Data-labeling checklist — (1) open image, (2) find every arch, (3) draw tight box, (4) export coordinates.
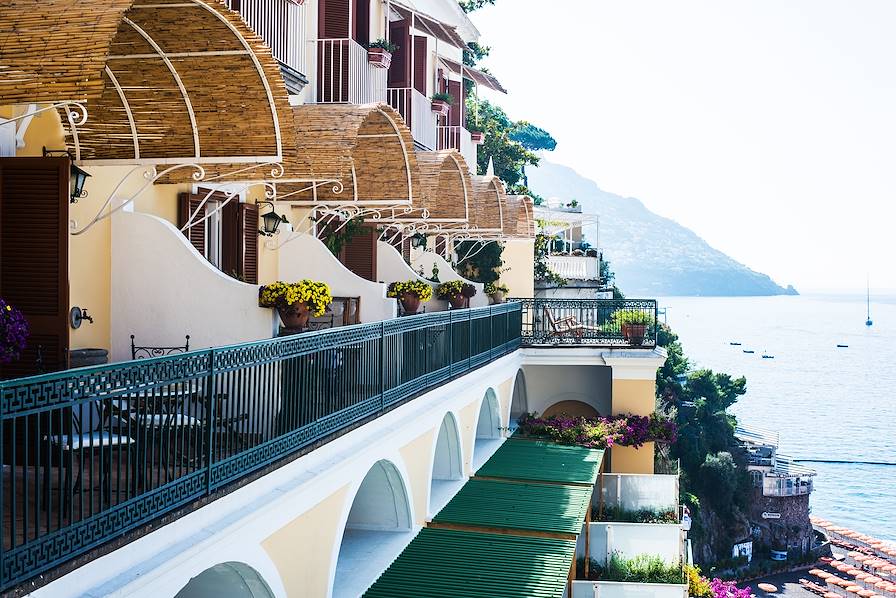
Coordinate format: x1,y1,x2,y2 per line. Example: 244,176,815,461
472,388,502,470
277,104,420,207
469,175,506,233
429,411,464,514
509,369,529,427
542,400,600,419
332,459,414,598
392,149,472,223
0,0,289,165
175,562,275,598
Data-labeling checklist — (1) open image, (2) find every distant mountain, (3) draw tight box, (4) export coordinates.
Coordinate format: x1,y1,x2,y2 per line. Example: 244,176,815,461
527,161,797,297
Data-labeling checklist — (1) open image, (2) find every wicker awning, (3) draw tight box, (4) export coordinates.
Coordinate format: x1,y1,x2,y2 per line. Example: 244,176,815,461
503,195,535,239
0,0,289,167
390,2,467,49
467,175,506,233
376,149,472,225
439,57,507,94
273,103,420,206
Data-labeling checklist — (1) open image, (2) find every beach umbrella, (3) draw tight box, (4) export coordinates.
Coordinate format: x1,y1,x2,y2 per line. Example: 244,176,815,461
867,577,883,585
757,583,778,593
816,572,834,580
848,570,863,577
824,594,841,598
847,586,863,594
859,590,876,597
840,564,856,572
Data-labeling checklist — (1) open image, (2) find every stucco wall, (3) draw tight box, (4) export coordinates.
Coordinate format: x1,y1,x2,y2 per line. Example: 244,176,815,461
411,250,487,308
110,210,275,361
377,242,449,312
500,239,535,298
611,379,656,416
280,234,395,323
521,364,612,416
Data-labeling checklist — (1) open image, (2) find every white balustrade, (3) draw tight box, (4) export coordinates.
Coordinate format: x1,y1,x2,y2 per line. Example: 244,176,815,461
309,38,387,104
545,255,600,280
387,87,437,149
437,125,477,173
225,0,307,75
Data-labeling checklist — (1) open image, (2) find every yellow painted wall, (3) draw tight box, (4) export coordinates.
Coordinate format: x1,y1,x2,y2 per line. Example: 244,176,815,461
610,444,655,474
398,430,436,526
500,239,534,298
262,485,350,598
611,379,655,416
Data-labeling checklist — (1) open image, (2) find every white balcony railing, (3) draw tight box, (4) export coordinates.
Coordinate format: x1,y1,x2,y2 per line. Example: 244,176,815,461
599,473,680,513
387,87,437,149
309,38,387,104
437,125,477,174
545,255,600,280
225,0,307,75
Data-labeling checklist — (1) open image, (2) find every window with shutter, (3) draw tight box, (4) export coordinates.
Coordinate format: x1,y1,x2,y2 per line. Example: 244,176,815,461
413,36,428,95
340,224,378,281
388,21,411,88
448,79,463,127
178,192,208,257
319,0,350,38
0,157,70,376
239,203,259,284
355,0,370,46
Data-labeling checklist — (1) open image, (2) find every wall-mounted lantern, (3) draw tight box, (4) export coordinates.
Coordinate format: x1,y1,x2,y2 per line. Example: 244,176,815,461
43,147,90,202
257,200,289,236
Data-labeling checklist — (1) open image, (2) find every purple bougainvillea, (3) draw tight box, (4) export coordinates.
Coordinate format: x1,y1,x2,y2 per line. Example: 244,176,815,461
710,578,752,598
0,298,29,364
516,412,677,449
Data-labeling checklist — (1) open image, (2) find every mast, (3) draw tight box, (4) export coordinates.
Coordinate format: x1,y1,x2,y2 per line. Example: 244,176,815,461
866,276,873,326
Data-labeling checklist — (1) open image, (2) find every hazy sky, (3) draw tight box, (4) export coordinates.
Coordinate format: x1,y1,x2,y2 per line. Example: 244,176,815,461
469,1,896,292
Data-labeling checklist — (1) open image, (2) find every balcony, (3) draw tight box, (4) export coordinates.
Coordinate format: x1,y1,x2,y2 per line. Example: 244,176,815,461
0,303,520,592
387,87,437,149
437,125,477,174
545,255,600,281
224,0,308,84
309,38,387,104
519,298,658,347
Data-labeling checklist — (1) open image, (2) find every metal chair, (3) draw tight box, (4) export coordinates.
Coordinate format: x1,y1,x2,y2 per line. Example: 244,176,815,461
130,334,190,360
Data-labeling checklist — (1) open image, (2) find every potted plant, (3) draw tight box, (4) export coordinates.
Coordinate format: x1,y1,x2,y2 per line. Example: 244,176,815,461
484,282,509,304
387,280,433,315
468,123,485,144
259,280,333,329
366,38,397,69
611,309,655,346
430,92,453,117
0,298,29,365
437,280,476,309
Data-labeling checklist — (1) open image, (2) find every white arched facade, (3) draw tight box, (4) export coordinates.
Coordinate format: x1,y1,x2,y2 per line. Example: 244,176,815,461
472,388,503,471
175,562,275,598
429,411,465,515
509,369,529,428
330,458,415,598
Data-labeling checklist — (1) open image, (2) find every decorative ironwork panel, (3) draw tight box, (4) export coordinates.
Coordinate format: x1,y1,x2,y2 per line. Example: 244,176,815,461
515,298,657,348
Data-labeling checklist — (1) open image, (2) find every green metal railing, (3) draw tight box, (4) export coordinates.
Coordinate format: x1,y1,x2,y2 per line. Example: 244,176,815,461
517,298,658,347
0,302,521,591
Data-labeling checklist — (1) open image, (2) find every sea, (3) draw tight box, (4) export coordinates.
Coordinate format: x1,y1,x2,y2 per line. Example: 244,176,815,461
658,294,896,544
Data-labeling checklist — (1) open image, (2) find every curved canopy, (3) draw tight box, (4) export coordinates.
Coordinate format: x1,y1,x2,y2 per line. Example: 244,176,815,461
274,103,420,206
0,0,289,166
504,195,535,239
376,149,472,225
468,175,506,234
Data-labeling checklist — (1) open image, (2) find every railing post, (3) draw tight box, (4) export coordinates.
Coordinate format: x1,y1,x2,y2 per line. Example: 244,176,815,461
468,308,473,368
205,347,216,497
379,320,386,412
448,309,454,374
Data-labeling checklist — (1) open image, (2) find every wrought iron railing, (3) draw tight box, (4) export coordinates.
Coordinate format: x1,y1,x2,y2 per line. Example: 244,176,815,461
517,298,658,347
0,303,520,591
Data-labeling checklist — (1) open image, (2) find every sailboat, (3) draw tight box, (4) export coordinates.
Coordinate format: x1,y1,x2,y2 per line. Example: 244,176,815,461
866,278,873,327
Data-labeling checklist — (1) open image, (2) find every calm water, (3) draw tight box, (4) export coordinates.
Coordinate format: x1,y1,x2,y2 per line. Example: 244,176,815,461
658,294,896,543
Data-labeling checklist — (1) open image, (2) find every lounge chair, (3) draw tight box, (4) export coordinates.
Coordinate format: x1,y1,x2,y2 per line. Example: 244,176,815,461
543,307,601,340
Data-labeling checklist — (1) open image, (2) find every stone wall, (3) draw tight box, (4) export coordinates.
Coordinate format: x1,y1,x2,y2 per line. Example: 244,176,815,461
748,488,813,556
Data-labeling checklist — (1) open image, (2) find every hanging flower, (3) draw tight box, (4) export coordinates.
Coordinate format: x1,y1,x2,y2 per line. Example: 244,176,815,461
0,298,29,364
258,280,333,317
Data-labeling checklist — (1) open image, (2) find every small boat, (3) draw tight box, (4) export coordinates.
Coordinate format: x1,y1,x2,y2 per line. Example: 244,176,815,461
729,342,742,346
762,354,775,359
836,344,848,348
866,277,873,326
743,350,755,354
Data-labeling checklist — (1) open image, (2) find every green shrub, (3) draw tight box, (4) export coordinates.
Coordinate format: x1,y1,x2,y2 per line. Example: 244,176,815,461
604,553,683,584
597,505,679,524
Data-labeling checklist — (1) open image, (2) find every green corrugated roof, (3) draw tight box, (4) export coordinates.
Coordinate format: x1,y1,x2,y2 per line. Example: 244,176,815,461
362,528,576,598
432,479,592,536
476,439,604,485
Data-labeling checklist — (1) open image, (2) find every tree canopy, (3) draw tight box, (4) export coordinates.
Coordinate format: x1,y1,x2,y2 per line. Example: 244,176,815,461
458,0,495,12
510,122,557,152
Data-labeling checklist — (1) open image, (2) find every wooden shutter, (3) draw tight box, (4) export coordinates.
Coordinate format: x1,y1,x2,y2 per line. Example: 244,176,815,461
220,198,240,278
388,21,411,88
341,224,377,281
448,79,463,127
354,0,370,46
413,35,427,94
319,0,350,38
239,203,259,284
178,192,207,256
0,157,70,376
435,236,446,257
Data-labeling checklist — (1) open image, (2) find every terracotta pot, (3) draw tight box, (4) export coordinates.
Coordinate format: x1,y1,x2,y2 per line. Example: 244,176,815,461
367,47,392,69
489,291,505,304
399,293,421,315
431,100,450,117
470,131,485,144
277,303,310,329
448,294,466,309
621,323,647,346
